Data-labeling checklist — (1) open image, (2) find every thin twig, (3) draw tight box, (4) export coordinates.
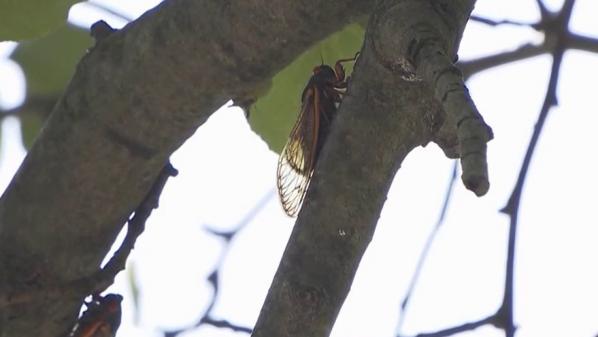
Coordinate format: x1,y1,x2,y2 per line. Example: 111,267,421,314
0,162,178,306
200,317,254,333
396,162,458,335
402,315,495,337
470,16,533,27
460,30,598,79
496,0,573,332
459,43,549,79
204,189,276,241
92,162,179,293
535,0,550,19
162,189,275,336
497,46,564,337
568,33,598,54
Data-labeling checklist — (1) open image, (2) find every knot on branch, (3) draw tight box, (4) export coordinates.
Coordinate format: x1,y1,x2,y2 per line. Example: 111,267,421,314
418,45,493,196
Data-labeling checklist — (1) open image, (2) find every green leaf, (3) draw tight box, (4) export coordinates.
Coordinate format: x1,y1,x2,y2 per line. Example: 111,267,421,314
127,262,141,324
11,24,91,148
20,110,44,149
0,0,82,41
248,23,365,154
11,24,91,96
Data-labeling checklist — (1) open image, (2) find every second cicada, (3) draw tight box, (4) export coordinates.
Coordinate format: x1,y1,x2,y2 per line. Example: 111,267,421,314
276,54,357,217
69,293,123,337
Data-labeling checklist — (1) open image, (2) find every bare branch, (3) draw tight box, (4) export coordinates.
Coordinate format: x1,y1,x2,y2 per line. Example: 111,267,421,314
93,162,178,293
499,52,564,336
470,15,534,27
498,37,565,337
400,315,495,337
162,190,274,337
560,0,577,23
396,162,458,334
568,33,598,54
459,43,549,79
535,0,550,19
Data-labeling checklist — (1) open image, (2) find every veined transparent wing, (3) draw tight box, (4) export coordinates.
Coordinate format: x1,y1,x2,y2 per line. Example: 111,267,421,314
276,85,321,217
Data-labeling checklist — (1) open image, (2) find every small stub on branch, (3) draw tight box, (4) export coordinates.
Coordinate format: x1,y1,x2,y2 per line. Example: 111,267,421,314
416,44,493,196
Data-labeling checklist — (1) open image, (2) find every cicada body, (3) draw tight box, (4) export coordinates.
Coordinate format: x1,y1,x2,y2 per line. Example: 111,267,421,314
277,54,357,217
70,293,123,337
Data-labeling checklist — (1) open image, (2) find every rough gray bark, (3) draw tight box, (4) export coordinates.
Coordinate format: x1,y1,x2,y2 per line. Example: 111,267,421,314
251,1,491,337
0,1,374,336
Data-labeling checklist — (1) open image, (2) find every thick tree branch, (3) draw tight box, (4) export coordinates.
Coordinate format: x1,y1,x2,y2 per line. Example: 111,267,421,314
0,1,374,336
0,162,177,309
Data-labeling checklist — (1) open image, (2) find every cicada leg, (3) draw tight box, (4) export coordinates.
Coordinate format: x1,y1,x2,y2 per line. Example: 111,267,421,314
333,52,360,82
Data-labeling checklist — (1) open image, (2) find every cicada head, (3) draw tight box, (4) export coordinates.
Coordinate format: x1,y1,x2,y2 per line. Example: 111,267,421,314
312,65,337,84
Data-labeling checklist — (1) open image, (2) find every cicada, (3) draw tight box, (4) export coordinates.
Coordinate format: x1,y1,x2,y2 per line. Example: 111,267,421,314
70,293,123,337
277,54,358,217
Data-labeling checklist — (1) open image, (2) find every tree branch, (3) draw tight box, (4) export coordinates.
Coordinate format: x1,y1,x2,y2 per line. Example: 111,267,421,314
163,189,274,336
469,15,533,27
0,1,374,336
497,3,572,334
251,1,480,336
396,162,458,335
459,43,549,79
402,315,495,337
568,33,598,54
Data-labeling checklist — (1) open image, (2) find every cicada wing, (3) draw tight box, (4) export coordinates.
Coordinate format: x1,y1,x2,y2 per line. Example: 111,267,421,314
277,85,321,217
277,146,310,217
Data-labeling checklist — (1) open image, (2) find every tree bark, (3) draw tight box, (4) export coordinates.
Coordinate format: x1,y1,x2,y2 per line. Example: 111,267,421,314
0,1,373,336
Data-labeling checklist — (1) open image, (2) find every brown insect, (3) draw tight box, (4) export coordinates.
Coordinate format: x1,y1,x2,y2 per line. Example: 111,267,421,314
70,293,123,337
277,54,358,217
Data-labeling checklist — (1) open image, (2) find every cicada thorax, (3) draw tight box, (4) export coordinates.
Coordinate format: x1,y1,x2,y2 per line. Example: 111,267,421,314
277,54,357,217
303,65,345,163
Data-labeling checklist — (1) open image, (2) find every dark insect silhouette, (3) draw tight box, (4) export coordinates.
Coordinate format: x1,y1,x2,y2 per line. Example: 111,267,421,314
277,54,358,217
69,293,123,337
